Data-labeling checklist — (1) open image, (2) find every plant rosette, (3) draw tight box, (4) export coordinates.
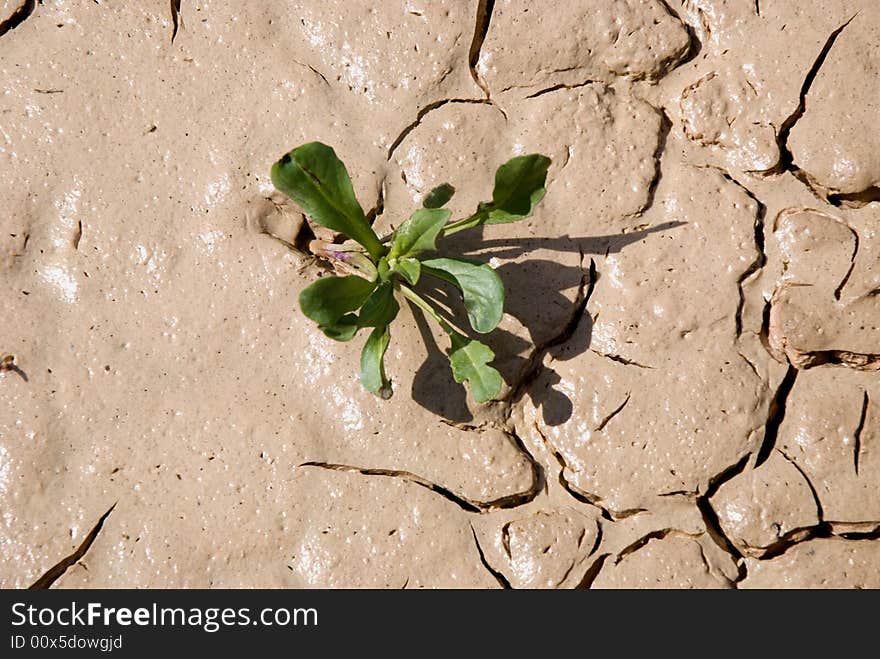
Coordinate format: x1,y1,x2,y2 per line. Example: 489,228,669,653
271,142,550,403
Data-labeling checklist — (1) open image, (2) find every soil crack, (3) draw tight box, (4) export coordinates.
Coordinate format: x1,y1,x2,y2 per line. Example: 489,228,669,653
697,453,750,580
575,554,609,588
834,228,859,301
299,461,482,512
590,350,653,369
769,15,857,175
829,186,880,208
72,220,82,250
530,421,639,522
298,459,540,513
1,354,28,381
386,98,499,160
29,503,117,589
695,165,767,338
632,106,672,219
595,393,631,432
853,391,869,476
365,176,386,226
470,525,511,588
523,79,599,99
507,255,596,404
0,0,35,38
793,350,880,372
778,448,825,519
614,529,676,563
754,365,798,467
467,0,495,97
170,0,182,43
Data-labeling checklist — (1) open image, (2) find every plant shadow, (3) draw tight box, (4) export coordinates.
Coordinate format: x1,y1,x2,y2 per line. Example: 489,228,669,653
407,222,685,425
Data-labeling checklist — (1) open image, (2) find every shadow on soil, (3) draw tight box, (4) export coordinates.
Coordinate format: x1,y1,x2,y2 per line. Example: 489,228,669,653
408,221,685,425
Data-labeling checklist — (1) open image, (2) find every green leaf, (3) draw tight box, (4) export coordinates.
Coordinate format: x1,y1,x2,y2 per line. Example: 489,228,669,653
393,257,421,285
448,333,502,403
389,208,451,259
438,154,551,237
319,314,360,342
299,275,376,327
421,258,504,334
271,142,384,259
422,183,455,209
485,154,551,224
376,256,392,284
358,282,399,328
360,325,393,398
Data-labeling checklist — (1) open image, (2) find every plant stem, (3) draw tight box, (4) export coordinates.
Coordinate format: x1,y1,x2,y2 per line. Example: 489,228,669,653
356,230,386,263
439,210,487,237
399,285,457,336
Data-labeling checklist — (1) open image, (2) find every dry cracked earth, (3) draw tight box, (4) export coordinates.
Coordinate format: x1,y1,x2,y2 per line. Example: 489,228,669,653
1,1,879,589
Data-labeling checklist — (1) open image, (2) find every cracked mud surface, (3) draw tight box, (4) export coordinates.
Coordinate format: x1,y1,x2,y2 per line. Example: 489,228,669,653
1,1,878,588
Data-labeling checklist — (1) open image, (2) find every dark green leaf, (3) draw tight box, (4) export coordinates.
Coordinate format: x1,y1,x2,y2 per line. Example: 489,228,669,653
271,142,384,259
360,325,392,398
422,183,455,209
358,282,399,328
421,258,504,333
299,275,376,327
319,314,360,342
393,257,421,285
486,153,551,224
389,208,451,259
448,333,502,403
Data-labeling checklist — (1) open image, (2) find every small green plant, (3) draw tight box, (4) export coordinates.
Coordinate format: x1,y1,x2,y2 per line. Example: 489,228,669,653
271,142,550,403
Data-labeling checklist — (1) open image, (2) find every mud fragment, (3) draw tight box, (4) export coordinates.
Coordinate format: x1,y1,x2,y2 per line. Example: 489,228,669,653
481,510,600,589
673,1,876,176
283,469,501,588
710,451,820,556
680,67,779,171
766,208,880,369
478,0,691,95
592,535,733,589
776,369,880,524
521,157,768,513
740,538,880,588
788,16,880,196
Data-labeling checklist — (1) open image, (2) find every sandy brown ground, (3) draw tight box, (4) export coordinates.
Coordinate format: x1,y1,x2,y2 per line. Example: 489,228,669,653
1,1,878,588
